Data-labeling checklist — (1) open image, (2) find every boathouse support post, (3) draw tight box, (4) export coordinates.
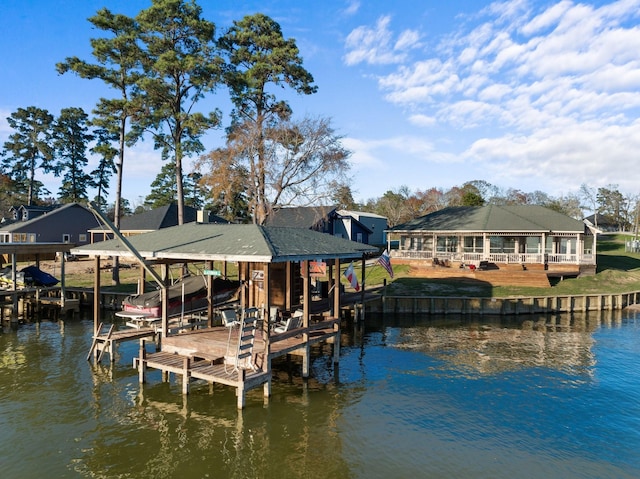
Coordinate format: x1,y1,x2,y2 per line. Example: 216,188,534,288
93,256,100,334
360,256,366,307
10,253,18,322
285,261,292,311
60,252,66,308
161,264,169,339
302,260,311,378
264,357,272,398
138,267,145,295
182,356,190,395
138,339,147,384
334,258,341,321
333,320,341,365
237,369,247,409
206,260,214,327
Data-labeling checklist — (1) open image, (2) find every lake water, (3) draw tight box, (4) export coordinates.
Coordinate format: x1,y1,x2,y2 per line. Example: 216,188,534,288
1,309,640,478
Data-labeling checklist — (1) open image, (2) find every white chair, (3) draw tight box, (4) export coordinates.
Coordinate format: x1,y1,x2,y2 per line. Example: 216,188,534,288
269,306,280,325
273,310,303,334
220,308,239,328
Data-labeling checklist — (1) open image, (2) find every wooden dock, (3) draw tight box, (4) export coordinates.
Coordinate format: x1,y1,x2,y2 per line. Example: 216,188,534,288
88,322,158,363
133,316,340,408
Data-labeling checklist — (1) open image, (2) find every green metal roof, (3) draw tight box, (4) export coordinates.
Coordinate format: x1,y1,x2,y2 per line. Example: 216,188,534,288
390,205,587,233
72,222,377,263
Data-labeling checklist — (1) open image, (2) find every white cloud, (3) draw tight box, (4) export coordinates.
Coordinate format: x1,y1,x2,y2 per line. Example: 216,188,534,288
520,0,572,35
344,0,640,195
409,114,436,127
342,0,360,16
343,15,421,66
464,118,640,194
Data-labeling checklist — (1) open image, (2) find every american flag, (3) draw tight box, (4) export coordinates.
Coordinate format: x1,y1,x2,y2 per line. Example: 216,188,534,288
377,249,394,278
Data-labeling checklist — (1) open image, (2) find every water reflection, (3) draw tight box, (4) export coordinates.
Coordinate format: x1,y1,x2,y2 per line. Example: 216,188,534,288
71,375,353,478
2,310,640,478
385,313,601,376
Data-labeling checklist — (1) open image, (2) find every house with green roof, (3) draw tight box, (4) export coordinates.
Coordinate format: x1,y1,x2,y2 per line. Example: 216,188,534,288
387,205,597,273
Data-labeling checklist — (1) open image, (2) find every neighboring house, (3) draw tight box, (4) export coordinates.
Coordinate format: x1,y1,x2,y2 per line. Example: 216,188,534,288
583,213,620,232
387,205,597,271
265,205,338,233
266,206,388,246
337,210,387,246
89,204,229,243
0,202,100,246
5,204,57,223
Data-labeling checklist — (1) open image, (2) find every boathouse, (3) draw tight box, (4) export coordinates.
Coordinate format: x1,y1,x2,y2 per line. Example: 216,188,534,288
72,222,377,408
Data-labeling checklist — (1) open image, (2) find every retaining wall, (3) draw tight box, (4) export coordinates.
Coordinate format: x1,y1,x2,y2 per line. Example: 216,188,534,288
366,291,640,315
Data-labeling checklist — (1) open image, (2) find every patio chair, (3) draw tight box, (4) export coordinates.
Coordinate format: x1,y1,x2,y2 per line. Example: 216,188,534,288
273,310,303,334
220,308,239,328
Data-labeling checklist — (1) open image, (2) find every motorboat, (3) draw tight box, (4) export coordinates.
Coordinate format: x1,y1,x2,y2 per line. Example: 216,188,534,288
0,265,59,287
121,275,240,318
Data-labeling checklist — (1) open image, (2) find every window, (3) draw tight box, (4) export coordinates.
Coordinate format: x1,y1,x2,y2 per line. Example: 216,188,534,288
463,236,483,253
559,238,574,255
79,234,87,242
62,234,71,243
12,233,28,243
525,237,541,254
436,236,458,252
489,236,516,253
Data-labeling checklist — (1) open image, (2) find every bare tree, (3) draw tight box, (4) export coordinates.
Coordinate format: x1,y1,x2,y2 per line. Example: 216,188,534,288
199,116,350,224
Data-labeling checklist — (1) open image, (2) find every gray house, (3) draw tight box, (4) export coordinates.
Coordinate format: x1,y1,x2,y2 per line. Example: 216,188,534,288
336,209,387,246
6,204,57,223
0,202,100,246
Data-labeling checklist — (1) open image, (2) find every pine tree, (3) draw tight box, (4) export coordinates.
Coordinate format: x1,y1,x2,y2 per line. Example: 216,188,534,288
53,107,94,203
217,13,318,224
134,0,224,225
1,106,55,205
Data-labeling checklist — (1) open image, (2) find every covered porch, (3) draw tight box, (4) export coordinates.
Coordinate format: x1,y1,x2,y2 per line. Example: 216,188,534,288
390,231,597,268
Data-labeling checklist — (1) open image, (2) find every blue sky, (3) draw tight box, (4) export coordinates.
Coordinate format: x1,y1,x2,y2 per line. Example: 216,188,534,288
2,0,640,207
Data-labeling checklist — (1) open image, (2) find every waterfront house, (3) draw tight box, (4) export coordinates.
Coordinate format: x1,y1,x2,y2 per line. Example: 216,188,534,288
0,203,99,263
266,205,387,247
387,205,597,278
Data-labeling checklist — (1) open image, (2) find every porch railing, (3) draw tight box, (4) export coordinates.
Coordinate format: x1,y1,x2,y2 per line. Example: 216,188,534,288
390,250,596,265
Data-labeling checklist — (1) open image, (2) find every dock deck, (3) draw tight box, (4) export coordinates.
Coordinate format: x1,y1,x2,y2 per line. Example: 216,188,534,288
135,317,340,408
